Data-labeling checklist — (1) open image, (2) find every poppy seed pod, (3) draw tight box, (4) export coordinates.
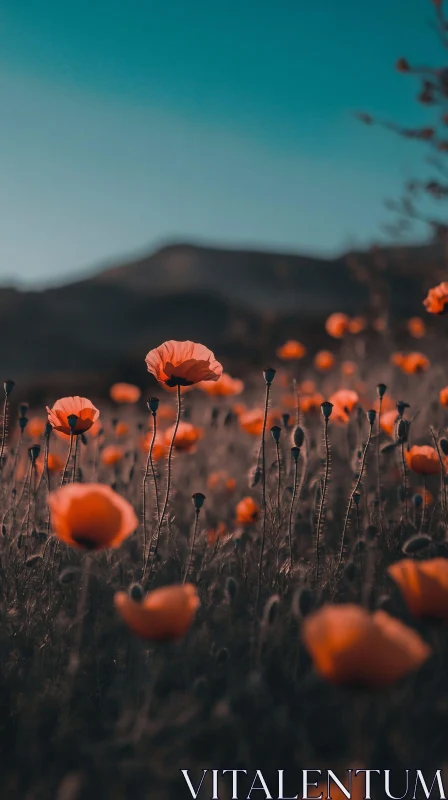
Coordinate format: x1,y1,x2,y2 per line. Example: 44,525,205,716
297,587,314,618
402,534,432,555
440,438,448,456
67,414,79,432
3,380,15,396
129,583,144,602
147,397,160,414
270,425,281,443
353,491,361,506
291,446,300,462
263,367,276,385
282,413,290,429
321,401,334,419
396,400,410,418
192,492,206,511
367,409,377,426
18,416,28,432
45,422,53,438
377,383,387,399
293,426,305,448
397,419,408,441
19,403,29,417
28,445,41,463
413,493,423,508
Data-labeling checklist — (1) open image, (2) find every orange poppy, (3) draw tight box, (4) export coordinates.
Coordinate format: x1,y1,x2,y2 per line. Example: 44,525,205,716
341,361,357,377
109,382,141,404
114,421,130,438
299,392,326,414
48,452,64,472
198,373,244,396
440,386,448,407
114,584,200,641
140,431,167,460
276,340,307,360
325,313,350,339
235,496,260,525
405,445,441,475
348,316,366,335
207,471,237,493
302,603,431,688
314,350,335,372
374,394,395,412
85,419,103,438
391,352,405,368
239,408,281,436
145,340,222,387
417,487,434,506
101,445,125,466
48,483,138,550
27,417,46,438
47,396,100,436
423,281,448,315
232,402,248,417
300,379,316,394
329,389,359,413
164,421,204,452
388,558,448,619
407,317,426,339
380,410,398,437
400,352,430,375
206,522,228,546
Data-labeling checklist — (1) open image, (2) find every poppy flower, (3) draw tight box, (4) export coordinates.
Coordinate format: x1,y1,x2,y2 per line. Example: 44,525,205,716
207,471,237,493
114,583,200,641
388,558,448,620
374,394,395,413
276,340,307,360
164,421,204,453
48,452,64,472
423,282,448,315
115,421,130,438
110,383,141,404
239,408,281,436
391,352,405,368
236,496,260,525
140,431,167,460
85,419,103,438
407,317,426,339
380,410,398,437
325,313,350,339
206,522,228,546
302,603,431,688
329,389,359,413
314,351,335,372
145,340,222,387
400,352,430,375
348,316,366,335
47,397,100,436
198,373,244,396
232,402,248,417
48,483,138,550
101,445,125,466
299,392,326,414
405,445,441,475
27,417,46,438
341,361,357,377
440,386,448,407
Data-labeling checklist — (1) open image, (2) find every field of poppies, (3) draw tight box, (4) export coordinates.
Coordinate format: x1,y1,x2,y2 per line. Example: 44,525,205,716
3,283,448,798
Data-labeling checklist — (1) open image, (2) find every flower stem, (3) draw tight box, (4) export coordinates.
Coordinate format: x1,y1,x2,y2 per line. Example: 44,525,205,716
316,417,330,583
61,434,74,487
255,380,271,615
184,509,200,583
339,423,373,565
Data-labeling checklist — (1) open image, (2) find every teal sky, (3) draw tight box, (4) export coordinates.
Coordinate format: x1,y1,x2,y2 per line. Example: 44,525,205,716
0,0,440,285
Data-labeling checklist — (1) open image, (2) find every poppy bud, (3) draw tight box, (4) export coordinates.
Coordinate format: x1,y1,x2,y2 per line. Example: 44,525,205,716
270,425,281,443
19,403,29,417
67,414,78,432
440,438,448,456
293,426,305,448
402,534,432,555
3,380,15,396
282,413,290,429
226,576,238,601
18,416,28,432
396,400,410,418
377,383,387,398
28,445,40,463
129,582,144,602
147,397,159,414
291,446,300,463
353,491,361,506
192,492,206,511
250,465,263,487
263,367,276,385
321,401,333,419
413,493,423,508
367,409,376,426
397,419,407,440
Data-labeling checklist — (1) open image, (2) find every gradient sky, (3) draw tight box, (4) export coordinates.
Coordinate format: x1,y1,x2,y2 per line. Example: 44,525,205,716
0,0,441,285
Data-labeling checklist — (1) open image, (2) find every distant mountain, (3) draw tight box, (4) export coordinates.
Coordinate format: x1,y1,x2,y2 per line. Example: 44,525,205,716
0,240,445,396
